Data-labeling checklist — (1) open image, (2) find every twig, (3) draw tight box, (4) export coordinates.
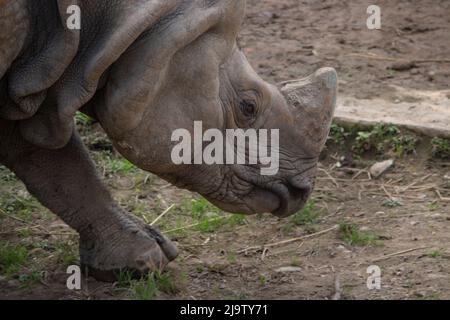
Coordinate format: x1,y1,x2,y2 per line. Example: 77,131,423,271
332,275,341,300
372,246,429,262
150,204,175,226
381,185,396,201
347,53,450,63
318,168,340,187
435,189,450,202
238,225,338,254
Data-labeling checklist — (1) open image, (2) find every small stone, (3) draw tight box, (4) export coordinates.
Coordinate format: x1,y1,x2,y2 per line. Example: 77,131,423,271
370,159,395,178
275,266,302,273
388,61,416,71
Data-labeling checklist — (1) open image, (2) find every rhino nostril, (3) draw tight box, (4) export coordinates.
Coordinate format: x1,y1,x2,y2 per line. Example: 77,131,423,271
286,178,312,199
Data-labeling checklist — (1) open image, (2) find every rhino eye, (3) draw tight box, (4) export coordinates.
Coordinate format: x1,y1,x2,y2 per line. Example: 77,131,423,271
240,100,257,118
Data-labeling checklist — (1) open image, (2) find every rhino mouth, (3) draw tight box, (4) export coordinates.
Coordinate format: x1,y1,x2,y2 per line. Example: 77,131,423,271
266,180,312,218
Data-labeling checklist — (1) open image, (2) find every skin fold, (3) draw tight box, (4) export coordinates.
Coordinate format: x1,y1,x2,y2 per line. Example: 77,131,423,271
0,0,337,280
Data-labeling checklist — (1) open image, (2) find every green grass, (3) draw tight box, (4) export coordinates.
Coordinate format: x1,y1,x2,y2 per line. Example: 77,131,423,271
0,242,29,274
75,112,93,126
0,194,41,221
0,165,16,182
290,200,321,226
327,123,420,158
382,199,403,208
179,197,247,234
328,123,347,144
283,200,322,234
338,223,380,246
18,270,43,287
431,137,450,159
428,250,443,259
105,157,136,175
116,271,178,300
131,275,159,300
54,241,79,267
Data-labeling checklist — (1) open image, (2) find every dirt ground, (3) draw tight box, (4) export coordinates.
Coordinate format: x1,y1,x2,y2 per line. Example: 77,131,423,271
1,0,450,300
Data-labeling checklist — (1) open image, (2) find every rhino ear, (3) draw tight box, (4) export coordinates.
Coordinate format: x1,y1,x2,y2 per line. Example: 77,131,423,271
19,0,177,149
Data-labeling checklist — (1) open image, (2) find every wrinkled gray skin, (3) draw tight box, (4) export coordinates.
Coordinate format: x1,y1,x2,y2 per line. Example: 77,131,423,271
0,0,337,281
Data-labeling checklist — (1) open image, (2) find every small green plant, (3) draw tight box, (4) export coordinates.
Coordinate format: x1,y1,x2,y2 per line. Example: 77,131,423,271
18,270,43,287
428,250,443,259
353,124,400,154
227,214,248,227
186,197,219,220
106,157,136,174
328,123,347,144
0,242,29,274
431,137,450,159
338,223,380,246
75,112,93,126
258,274,267,286
196,216,224,233
131,275,159,300
55,241,78,267
290,200,321,226
227,252,237,264
130,271,177,300
427,201,439,211
0,195,39,221
115,269,135,287
382,199,403,208
392,135,418,156
0,166,16,182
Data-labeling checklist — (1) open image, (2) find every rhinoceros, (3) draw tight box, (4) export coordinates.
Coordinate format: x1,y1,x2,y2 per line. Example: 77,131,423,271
0,0,337,281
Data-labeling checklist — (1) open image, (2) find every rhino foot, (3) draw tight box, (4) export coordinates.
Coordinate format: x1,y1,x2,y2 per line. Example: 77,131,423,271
80,213,178,282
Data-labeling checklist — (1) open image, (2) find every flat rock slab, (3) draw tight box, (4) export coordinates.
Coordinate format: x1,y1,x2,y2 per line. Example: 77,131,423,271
335,86,450,138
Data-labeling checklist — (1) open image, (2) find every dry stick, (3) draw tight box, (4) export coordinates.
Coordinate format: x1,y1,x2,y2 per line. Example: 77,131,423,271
318,168,340,187
237,225,338,254
381,185,396,201
347,53,450,63
435,189,450,202
332,275,342,301
372,246,430,263
150,204,175,226
0,208,52,234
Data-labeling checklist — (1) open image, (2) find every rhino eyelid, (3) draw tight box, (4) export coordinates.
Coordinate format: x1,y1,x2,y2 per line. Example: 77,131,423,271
239,100,258,118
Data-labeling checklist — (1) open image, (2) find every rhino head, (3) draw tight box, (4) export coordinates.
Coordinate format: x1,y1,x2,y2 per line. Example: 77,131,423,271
5,0,335,219
92,1,337,218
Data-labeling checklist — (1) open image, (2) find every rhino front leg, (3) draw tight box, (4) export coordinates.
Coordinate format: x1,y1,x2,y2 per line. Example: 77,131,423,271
0,121,178,281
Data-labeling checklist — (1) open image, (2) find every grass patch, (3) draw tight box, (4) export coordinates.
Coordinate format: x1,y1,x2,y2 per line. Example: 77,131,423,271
327,123,420,158
290,200,321,226
283,200,322,234
179,197,247,233
18,270,43,287
0,242,29,274
431,137,450,159
382,199,403,208
75,112,93,126
54,241,79,267
105,157,136,175
338,223,380,246
115,271,178,300
427,250,443,259
0,194,42,221
0,165,16,182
